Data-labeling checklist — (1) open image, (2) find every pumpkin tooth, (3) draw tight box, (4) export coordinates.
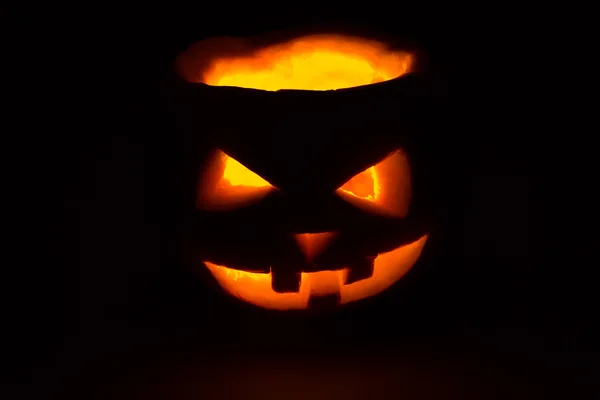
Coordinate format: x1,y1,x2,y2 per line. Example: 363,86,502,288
344,256,375,285
270,267,301,293
308,293,340,309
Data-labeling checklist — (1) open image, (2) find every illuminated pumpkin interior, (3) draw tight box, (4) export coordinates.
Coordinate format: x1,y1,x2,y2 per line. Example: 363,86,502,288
197,150,275,210
337,150,412,217
199,35,412,91
222,155,271,187
204,235,427,310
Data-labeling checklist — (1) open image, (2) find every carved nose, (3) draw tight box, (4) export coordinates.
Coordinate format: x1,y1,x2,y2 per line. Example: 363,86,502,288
293,232,337,261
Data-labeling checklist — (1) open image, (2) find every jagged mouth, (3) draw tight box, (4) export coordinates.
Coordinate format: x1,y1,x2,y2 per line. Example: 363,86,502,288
204,234,428,310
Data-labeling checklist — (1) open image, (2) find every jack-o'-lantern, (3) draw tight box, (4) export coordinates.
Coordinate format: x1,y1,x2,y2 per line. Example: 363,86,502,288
168,29,444,311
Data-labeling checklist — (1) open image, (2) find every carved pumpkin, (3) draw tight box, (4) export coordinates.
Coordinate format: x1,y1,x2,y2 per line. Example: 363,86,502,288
169,30,441,311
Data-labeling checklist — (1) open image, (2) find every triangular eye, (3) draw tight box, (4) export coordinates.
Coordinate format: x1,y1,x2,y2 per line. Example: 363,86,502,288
197,149,275,210
221,153,272,188
338,165,381,202
336,150,412,218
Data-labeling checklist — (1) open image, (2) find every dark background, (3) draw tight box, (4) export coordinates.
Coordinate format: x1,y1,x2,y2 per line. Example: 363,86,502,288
10,6,580,399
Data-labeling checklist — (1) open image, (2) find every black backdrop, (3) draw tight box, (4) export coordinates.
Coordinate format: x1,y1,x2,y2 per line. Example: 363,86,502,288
11,6,563,399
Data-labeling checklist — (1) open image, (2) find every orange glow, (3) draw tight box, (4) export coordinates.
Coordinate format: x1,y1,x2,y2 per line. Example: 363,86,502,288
202,35,412,91
204,234,428,310
222,155,271,187
339,166,381,201
337,150,412,217
197,150,275,210
293,232,337,261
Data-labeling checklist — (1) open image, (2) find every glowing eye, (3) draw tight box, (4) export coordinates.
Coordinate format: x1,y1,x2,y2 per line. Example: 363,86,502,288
336,150,412,217
197,149,275,210
221,154,271,188
338,165,381,202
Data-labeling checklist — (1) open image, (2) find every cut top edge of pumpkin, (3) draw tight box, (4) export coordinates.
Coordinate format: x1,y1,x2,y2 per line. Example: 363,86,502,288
177,34,415,92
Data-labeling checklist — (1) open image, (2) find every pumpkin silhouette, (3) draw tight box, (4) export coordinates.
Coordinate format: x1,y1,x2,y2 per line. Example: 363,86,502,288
167,28,446,310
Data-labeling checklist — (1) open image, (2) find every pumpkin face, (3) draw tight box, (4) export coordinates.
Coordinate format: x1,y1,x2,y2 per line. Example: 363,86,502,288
171,32,437,311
